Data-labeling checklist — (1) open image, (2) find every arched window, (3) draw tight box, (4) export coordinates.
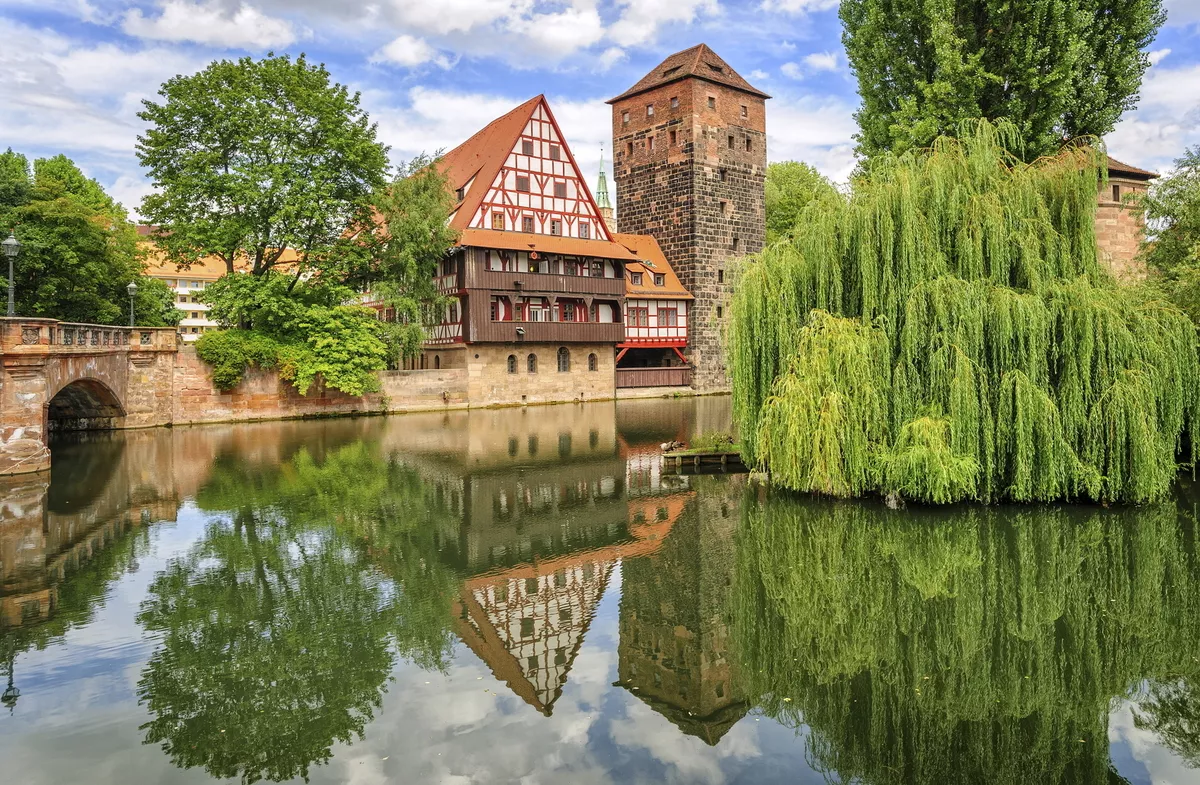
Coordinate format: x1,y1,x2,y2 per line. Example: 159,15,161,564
507,354,517,374
587,353,598,371
527,353,538,373
434,355,441,369
557,347,570,372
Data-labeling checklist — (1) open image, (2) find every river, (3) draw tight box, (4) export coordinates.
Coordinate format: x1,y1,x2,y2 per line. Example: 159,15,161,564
1,397,1198,784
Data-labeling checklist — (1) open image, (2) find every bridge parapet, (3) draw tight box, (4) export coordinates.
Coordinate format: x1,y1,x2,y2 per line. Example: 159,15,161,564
1,318,178,355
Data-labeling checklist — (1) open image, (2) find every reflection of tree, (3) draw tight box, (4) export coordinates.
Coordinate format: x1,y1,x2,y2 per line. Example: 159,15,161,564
1135,679,1200,768
733,494,1200,785
137,440,463,783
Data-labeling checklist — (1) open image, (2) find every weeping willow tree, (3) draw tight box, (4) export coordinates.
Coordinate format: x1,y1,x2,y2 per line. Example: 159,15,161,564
732,490,1200,784
729,121,1200,503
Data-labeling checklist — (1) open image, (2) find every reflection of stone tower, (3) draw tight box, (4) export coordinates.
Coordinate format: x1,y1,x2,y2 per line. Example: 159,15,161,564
609,44,769,392
616,477,748,743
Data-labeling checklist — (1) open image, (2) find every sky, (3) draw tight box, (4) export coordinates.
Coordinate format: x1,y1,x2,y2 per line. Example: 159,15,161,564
2,0,1199,219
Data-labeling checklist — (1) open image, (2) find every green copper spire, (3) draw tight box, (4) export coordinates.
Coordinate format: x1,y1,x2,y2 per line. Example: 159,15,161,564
596,145,613,211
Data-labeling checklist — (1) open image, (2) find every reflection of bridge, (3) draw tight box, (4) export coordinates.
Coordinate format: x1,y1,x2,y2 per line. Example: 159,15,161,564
0,318,178,476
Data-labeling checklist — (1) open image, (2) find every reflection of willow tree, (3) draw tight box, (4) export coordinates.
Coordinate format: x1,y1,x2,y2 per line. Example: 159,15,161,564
1136,679,1200,768
137,441,462,783
733,493,1200,784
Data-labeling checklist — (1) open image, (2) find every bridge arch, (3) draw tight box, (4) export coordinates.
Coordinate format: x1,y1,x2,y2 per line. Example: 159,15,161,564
45,377,127,432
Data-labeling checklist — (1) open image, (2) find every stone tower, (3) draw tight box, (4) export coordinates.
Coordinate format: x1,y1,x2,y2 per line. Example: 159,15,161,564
608,44,769,392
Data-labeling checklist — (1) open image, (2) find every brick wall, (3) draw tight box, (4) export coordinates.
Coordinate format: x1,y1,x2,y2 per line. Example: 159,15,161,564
1095,177,1150,281
613,79,766,392
465,342,615,406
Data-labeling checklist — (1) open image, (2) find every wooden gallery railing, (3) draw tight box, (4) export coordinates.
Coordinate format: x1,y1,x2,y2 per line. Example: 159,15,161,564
615,366,693,388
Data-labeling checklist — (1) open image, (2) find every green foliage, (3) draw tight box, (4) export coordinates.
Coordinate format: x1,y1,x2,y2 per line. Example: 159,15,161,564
137,53,389,277
0,149,166,325
729,121,1200,503
197,274,388,395
689,431,737,452
764,161,840,245
840,0,1166,162
1142,147,1200,322
733,491,1200,784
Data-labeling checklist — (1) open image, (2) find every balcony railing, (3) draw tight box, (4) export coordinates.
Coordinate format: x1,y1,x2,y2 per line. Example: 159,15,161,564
466,268,625,297
616,367,693,388
471,320,625,344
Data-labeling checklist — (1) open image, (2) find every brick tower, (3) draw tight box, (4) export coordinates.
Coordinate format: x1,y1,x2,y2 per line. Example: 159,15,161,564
608,44,769,392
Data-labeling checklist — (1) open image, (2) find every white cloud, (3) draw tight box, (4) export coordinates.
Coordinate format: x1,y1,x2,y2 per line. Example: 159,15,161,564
780,62,802,79
749,69,769,81
802,51,839,71
507,6,606,57
597,47,627,72
768,93,860,182
761,0,838,14
123,1,299,49
373,34,454,69
383,0,519,36
608,0,720,47
1164,0,1200,27
1107,61,1200,172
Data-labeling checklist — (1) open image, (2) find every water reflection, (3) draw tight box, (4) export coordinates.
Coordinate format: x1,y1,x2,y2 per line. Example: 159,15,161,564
1,398,1199,784
734,493,1200,785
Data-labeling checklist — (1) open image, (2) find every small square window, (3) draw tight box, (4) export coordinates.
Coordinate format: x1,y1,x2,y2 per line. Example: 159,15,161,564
550,219,562,236
522,215,534,232
522,140,534,155
669,130,677,146
579,222,590,239
670,96,679,110
549,144,561,160
516,176,530,192
622,111,630,125
554,181,567,198
646,104,654,117
741,104,748,119
492,211,504,230
707,96,716,110
654,273,665,286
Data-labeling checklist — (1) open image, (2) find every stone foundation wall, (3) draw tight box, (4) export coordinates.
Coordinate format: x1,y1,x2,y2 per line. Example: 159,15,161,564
465,343,615,406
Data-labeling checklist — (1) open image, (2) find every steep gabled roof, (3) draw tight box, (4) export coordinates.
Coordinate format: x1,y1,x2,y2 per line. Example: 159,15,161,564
607,43,770,104
1107,155,1158,181
614,233,692,300
439,95,544,232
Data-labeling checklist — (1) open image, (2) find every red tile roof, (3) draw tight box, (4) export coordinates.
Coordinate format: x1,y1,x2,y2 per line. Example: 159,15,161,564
607,43,770,104
1107,155,1158,180
614,233,692,300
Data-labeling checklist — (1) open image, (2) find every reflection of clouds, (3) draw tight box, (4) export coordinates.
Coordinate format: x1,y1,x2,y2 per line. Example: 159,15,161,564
609,702,762,785
1109,699,1200,785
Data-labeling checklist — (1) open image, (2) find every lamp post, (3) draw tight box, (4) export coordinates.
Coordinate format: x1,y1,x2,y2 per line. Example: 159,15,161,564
2,232,20,318
127,281,138,327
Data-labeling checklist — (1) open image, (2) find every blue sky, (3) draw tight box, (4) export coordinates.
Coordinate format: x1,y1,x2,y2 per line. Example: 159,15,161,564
2,0,1199,219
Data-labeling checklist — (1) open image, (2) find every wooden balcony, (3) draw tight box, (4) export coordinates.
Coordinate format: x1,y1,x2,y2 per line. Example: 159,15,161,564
471,319,625,344
616,367,693,388
465,267,625,297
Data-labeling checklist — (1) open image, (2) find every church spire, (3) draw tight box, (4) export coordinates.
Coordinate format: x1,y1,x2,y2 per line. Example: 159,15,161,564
597,144,614,231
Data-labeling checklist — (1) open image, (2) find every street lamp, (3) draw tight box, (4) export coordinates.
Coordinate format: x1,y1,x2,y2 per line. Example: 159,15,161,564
2,232,20,318
127,281,139,327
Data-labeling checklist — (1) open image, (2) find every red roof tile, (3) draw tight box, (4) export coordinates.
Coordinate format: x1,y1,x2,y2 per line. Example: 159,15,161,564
607,43,770,104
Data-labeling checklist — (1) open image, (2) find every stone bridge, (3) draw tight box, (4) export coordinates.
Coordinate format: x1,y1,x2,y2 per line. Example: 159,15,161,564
0,318,178,476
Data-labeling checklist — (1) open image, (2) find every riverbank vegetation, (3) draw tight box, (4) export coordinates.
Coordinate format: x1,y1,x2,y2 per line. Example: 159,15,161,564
729,121,1200,504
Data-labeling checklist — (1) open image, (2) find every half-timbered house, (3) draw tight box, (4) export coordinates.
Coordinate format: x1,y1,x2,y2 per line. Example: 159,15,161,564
613,233,693,390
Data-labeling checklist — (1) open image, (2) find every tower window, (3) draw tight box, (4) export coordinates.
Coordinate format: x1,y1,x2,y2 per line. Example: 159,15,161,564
522,140,534,155
622,111,630,125
549,144,561,160
492,211,504,230
718,268,725,283
648,136,655,151
719,169,727,182
728,134,735,149
707,96,716,110
627,141,634,156
720,200,728,216
670,96,679,110
516,176,530,192
646,103,654,117
746,138,752,152
554,181,567,198
522,215,534,232
717,305,724,319
669,130,677,146
1112,184,1122,202
741,104,748,119
733,236,740,252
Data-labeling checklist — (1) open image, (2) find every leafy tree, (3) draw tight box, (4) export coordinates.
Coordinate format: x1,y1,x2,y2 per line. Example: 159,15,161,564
764,161,839,245
137,54,389,278
840,0,1166,161
1142,147,1200,322
196,274,387,394
0,149,178,326
354,154,460,368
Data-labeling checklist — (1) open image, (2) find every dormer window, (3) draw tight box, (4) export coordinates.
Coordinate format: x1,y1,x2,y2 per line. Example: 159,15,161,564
631,272,643,285
707,63,724,74
663,65,681,77
654,273,665,286
522,140,534,155
455,186,465,202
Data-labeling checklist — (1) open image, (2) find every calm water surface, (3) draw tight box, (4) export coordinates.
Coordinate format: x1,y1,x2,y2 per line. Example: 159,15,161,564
2,398,1199,785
